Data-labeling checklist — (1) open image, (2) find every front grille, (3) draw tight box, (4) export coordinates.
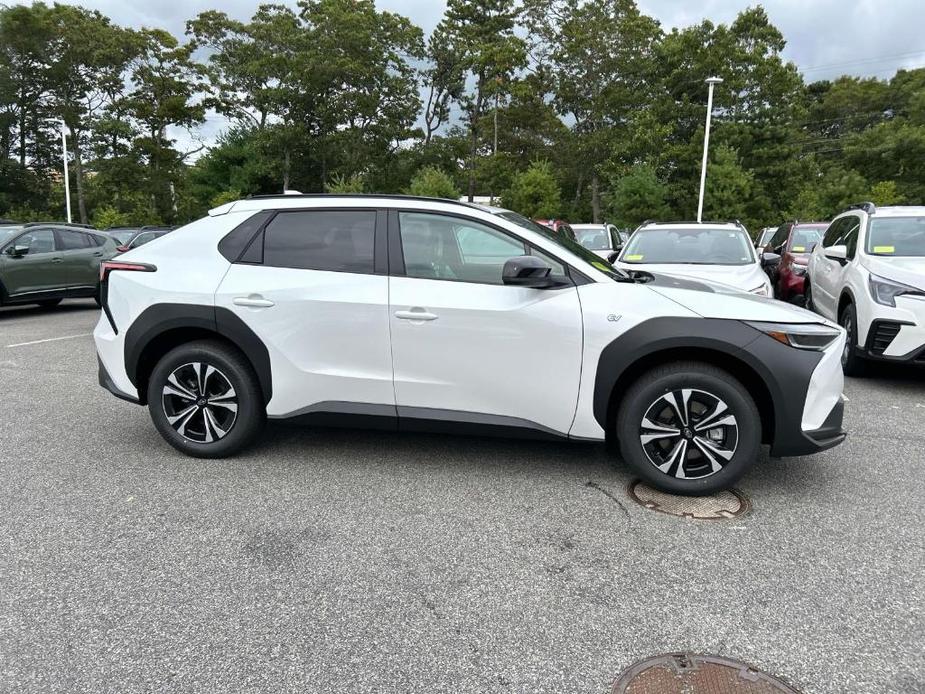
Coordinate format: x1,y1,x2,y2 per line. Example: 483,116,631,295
868,321,902,355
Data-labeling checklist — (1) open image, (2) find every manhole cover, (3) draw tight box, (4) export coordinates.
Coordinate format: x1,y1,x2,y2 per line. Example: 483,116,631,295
627,481,749,520
613,653,800,693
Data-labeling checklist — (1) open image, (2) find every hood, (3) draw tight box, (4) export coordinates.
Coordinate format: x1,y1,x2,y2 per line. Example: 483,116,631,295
863,255,925,290
641,274,831,324
615,261,767,292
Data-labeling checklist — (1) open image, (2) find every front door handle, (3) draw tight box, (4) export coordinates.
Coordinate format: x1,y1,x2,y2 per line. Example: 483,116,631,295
233,295,275,308
52,257,62,263
395,308,438,321
93,251,103,257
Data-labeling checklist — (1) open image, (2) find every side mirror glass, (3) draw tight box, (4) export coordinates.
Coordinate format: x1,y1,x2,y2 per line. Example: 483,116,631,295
502,255,554,288
824,244,847,261
760,252,781,268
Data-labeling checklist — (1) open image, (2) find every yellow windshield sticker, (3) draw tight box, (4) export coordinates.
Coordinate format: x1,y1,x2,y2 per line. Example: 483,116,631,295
873,245,895,254
792,245,805,252
624,254,644,261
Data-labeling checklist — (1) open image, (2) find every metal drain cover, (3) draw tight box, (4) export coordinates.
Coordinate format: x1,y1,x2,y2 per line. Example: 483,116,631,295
613,653,800,693
627,481,749,520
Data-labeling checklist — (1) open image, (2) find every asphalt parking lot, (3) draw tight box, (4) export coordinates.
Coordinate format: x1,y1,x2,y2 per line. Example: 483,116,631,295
1,300,923,693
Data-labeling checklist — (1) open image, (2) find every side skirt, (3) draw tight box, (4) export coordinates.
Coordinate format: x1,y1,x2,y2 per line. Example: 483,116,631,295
269,401,575,441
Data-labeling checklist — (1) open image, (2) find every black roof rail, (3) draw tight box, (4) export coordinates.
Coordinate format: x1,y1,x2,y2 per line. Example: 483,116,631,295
847,201,876,215
245,192,486,210
0,218,20,225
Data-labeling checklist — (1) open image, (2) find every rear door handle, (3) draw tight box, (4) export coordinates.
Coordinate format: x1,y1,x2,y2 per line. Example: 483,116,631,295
395,308,438,321
52,257,62,263
93,251,103,257
233,295,275,308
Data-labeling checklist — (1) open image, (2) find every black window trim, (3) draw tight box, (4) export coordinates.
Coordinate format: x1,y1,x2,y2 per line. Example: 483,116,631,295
389,207,581,289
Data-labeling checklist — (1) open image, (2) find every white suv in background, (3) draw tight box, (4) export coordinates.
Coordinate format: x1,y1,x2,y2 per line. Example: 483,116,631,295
807,203,925,375
614,221,772,297
95,195,846,495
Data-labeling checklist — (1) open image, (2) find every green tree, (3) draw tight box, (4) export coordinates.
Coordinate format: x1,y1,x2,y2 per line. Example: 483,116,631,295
407,166,460,198
702,145,754,224
435,0,527,200
608,166,670,227
503,161,561,218
326,173,365,193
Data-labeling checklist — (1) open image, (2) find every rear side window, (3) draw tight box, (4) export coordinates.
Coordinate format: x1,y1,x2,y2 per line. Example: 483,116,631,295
218,211,274,262
57,230,91,250
263,210,375,273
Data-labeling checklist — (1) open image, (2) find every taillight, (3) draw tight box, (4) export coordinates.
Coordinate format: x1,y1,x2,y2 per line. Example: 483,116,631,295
99,261,157,282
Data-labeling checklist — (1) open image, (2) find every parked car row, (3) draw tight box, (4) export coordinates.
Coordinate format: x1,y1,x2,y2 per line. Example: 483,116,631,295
0,221,175,309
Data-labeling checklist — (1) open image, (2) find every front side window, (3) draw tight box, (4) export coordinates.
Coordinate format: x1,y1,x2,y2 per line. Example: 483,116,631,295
399,212,525,284
263,210,376,273
130,232,156,248
865,217,925,257
11,229,56,255
769,224,789,249
822,218,847,247
620,227,756,265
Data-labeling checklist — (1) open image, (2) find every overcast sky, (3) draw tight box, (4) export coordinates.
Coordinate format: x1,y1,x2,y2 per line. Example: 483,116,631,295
23,0,925,153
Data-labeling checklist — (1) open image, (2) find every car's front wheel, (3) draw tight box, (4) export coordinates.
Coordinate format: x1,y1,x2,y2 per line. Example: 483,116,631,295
616,362,761,495
148,339,265,458
839,303,867,377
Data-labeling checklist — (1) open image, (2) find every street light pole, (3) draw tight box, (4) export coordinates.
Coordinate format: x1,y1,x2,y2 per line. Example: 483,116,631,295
47,119,72,223
696,76,723,224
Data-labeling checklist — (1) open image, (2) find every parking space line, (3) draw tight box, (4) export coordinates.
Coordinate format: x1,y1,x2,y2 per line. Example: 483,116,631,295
6,333,93,348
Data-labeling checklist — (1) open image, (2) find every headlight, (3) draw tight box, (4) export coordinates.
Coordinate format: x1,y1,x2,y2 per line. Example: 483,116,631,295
748,284,769,296
791,264,806,276
745,321,841,350
868,273,925,307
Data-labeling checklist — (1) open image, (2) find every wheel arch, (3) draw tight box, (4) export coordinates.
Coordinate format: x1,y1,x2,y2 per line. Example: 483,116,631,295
594,318,778,446
125,304,272,406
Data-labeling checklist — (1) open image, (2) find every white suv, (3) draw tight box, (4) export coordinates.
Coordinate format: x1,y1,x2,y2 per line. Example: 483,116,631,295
807,203,925,375
614,221,772,297
95,195,847,495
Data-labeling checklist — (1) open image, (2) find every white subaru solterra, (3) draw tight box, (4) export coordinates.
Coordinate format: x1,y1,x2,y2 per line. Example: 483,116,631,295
95,195,846,495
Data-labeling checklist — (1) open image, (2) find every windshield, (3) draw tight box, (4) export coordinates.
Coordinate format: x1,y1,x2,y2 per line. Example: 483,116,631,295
573,226,611,250
492,210,630,280
109,229,137,244
789,226,825,253
866,217,925,257
620,227,756,265
0,226,24,246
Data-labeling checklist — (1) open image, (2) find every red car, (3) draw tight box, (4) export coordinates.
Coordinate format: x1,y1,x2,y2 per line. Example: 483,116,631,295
534,219,577,242
763,222,828,301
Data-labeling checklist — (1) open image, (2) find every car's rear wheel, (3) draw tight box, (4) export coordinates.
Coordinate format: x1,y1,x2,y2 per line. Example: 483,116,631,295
616,362,761,495
839,303,867,377
148,339,264,458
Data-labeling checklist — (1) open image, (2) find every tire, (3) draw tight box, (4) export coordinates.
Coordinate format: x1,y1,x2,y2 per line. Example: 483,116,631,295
804,282,815,312
37,299,62,308
147,339,265,458
615,361,762,496
839,303,867,377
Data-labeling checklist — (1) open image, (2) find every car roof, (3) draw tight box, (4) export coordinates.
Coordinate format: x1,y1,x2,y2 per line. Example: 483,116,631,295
869,206,925,217
209,193,488,217
571,223,608,229
639,222,744,231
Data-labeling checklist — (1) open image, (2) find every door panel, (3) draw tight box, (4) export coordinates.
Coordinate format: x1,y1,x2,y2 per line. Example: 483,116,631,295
389,277,583,434
215,265,393,417
56,230,103,293
0,229,67,297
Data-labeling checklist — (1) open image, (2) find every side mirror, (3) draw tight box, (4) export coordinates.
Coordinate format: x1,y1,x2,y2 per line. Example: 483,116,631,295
502,255,554,288
824,245,847,262
7,244,29,258
116,245,129,253
607,251,620,264
760,252,781,268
